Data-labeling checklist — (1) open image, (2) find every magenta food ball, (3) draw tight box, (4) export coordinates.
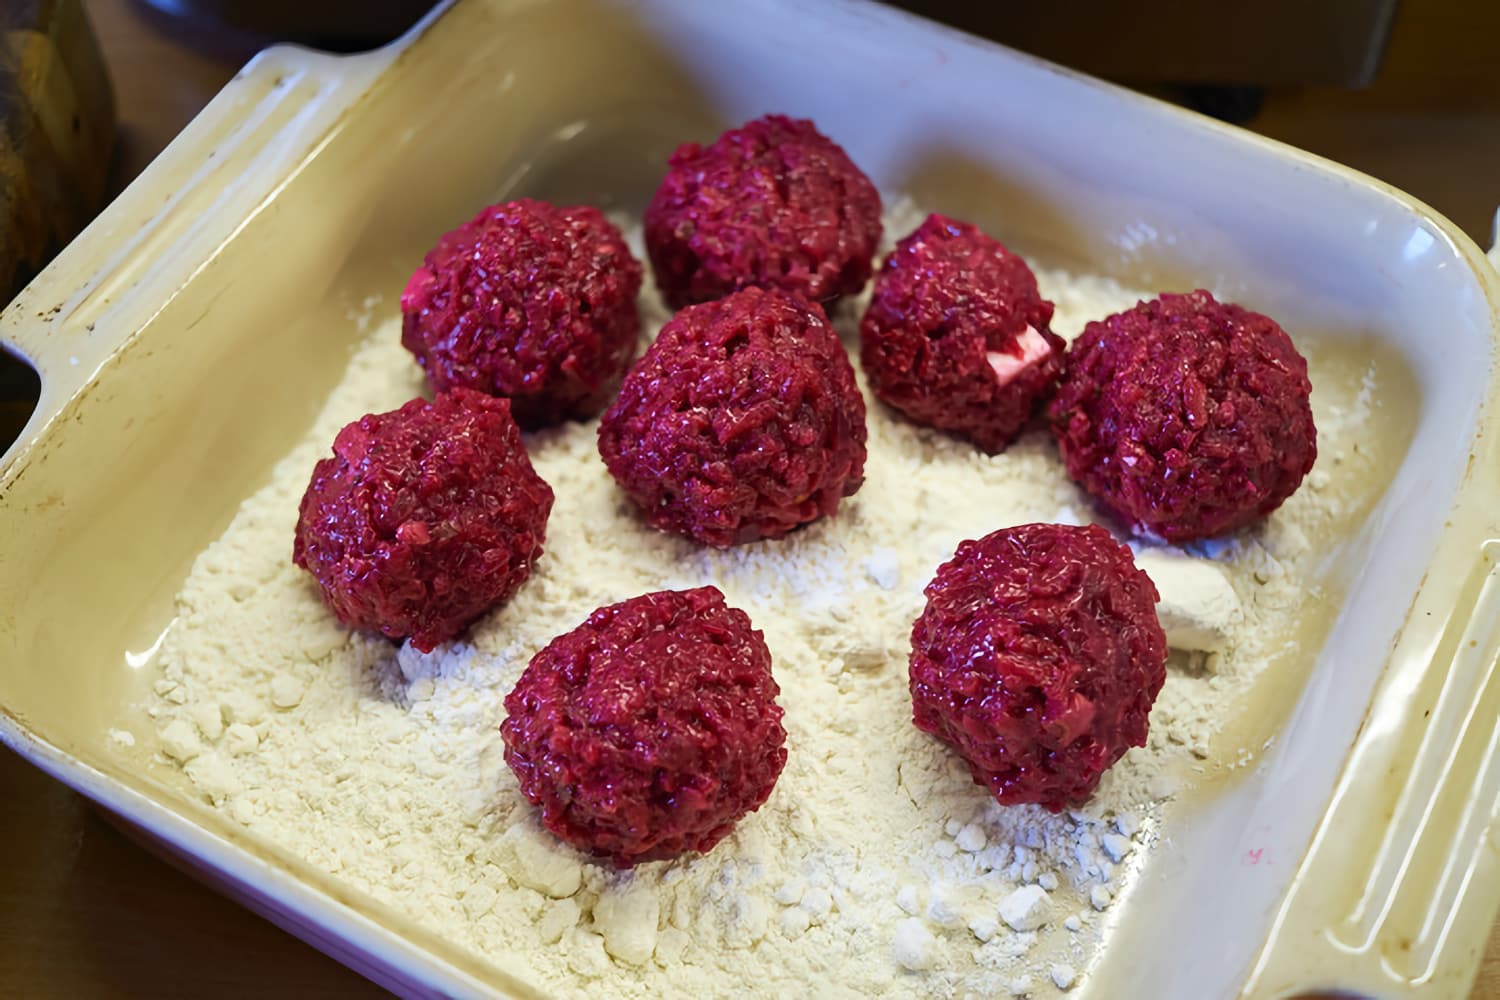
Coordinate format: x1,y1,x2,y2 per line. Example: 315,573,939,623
293,388,554,653
400,198,642,430
909,523,1168,812
644,114,882,309
501,587,788,867
598,286,868,548
860,214,1064,453
1049,290,1317,543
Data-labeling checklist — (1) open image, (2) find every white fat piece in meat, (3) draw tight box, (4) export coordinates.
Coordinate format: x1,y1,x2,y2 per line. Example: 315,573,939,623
985,325,1051,386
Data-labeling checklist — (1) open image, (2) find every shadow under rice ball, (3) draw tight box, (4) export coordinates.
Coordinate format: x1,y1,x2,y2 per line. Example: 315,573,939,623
598,286,868,547
501,587,787,866
644,114,882,309
1049,289,1316,543
909,522,1167,811
293,388,554,653
400,198,642,430
860,213,1064,454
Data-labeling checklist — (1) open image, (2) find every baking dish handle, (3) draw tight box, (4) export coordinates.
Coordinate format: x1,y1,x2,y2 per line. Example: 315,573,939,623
1244,214,1500,998
0,39,396,455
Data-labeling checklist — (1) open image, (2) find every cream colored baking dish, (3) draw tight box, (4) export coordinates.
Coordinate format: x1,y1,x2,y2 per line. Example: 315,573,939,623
2,0,1498,996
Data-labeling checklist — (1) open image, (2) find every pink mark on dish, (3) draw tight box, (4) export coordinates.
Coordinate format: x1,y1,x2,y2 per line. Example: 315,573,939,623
986,325,1052,386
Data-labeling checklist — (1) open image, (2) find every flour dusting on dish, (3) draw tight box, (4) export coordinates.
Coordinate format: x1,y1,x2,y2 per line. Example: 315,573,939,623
127,207,1377,998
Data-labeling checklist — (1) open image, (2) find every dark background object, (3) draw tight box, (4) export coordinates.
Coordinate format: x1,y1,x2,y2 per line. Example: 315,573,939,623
0,0,115,302
133,0,1401,131
1181,84,1266,125
888,0,1401,88
135,0,1407,84
139,0,435,51
889,0,1404,126
0,0,115,445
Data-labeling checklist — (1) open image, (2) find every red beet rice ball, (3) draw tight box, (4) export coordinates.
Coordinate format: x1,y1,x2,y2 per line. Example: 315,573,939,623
400,198,642,430
598,286,868,548
293,388,554,653
909,523,1167,812
1049,290,1316,543
860,213,1064,454
644,114,882,310
501,587,788,866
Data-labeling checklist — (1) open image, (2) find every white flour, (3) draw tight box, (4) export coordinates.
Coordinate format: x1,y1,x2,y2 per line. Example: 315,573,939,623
127,206,1376,998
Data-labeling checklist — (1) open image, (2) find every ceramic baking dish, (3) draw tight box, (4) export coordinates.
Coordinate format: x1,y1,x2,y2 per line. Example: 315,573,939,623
1,0,1498,996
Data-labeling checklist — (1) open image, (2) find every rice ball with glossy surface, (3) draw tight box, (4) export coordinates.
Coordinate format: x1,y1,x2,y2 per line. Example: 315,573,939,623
501,587,788,866
644,114,882,309
1049,290,1316,543
860,214,1064,453
909,522,1167,811
400,198,642,429
598,286,868,547
293,388,553,653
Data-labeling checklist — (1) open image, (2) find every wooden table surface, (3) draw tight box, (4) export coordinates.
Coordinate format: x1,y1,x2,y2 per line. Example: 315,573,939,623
2,1,1497,996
